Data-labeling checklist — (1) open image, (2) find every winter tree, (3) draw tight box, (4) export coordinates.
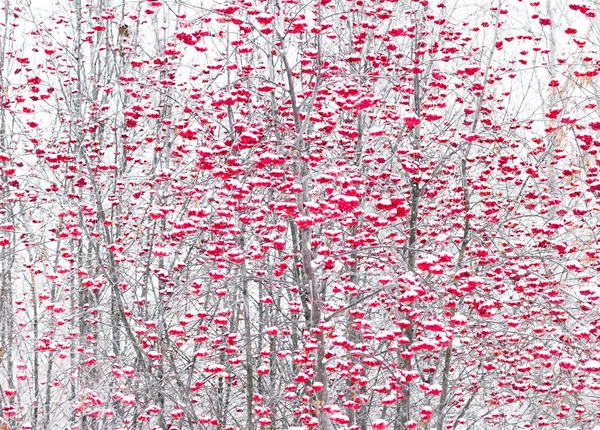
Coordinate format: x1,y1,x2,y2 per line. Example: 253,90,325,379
1,0,600,429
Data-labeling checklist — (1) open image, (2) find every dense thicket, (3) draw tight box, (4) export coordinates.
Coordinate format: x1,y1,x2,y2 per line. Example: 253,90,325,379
1,0,600,429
